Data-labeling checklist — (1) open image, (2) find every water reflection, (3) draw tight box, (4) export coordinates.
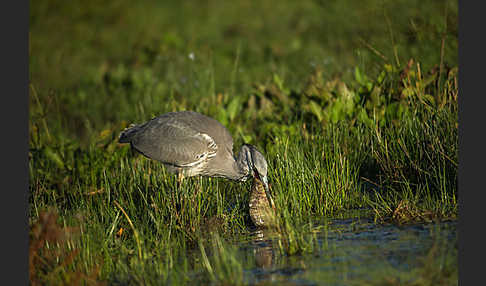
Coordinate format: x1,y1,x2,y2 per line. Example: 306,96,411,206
249,229,277,281
253,234,274,269
247,228,312,285
240,218,457,286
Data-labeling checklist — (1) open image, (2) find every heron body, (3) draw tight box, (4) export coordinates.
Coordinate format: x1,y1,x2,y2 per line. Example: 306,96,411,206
118,111,269,189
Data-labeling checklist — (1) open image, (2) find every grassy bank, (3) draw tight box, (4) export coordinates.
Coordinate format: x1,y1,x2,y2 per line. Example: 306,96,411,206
28,61,458,284
29,0,457,284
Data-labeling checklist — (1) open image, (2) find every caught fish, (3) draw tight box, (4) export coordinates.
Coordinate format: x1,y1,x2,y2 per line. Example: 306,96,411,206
249,176,277,228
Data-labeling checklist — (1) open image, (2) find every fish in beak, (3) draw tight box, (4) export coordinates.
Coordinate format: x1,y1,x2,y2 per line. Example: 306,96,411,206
254,170,275,210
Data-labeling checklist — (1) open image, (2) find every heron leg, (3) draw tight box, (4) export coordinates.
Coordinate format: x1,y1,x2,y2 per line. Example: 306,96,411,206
177,171,185,189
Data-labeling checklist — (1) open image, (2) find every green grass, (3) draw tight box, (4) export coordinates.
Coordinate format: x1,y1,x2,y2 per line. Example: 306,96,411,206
29,0,457,284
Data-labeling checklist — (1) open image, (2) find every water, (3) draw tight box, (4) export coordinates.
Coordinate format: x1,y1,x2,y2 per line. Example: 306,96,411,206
232,217,457,285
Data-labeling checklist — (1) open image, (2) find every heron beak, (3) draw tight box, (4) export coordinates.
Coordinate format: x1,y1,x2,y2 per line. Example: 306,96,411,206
252,167,268,191
261,175,269,193
261,175,275,209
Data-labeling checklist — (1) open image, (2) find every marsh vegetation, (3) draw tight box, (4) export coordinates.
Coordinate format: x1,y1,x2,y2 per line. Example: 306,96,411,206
29,0,458,284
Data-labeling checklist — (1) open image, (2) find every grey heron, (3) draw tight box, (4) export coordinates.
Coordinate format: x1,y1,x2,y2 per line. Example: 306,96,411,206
118,111,270,193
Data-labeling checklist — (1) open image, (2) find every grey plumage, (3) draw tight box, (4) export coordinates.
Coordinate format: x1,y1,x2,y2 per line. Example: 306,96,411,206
119,111,269,190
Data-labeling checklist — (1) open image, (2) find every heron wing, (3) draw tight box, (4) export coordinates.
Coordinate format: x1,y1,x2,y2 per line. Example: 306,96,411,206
128,117,218,167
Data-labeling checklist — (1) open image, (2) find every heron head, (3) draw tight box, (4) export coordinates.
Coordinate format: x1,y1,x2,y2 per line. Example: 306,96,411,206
240,144,269,191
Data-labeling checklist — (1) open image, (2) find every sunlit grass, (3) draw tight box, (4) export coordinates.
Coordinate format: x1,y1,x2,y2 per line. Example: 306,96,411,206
28,78,458,283
29,98,458,283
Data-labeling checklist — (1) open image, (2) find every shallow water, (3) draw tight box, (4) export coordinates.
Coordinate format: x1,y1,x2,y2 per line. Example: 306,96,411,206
228,217,457,285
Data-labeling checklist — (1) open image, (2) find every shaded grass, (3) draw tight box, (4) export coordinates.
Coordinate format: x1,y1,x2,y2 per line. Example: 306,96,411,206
29,211,105,285
364,102,457,223
29,0,457,144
